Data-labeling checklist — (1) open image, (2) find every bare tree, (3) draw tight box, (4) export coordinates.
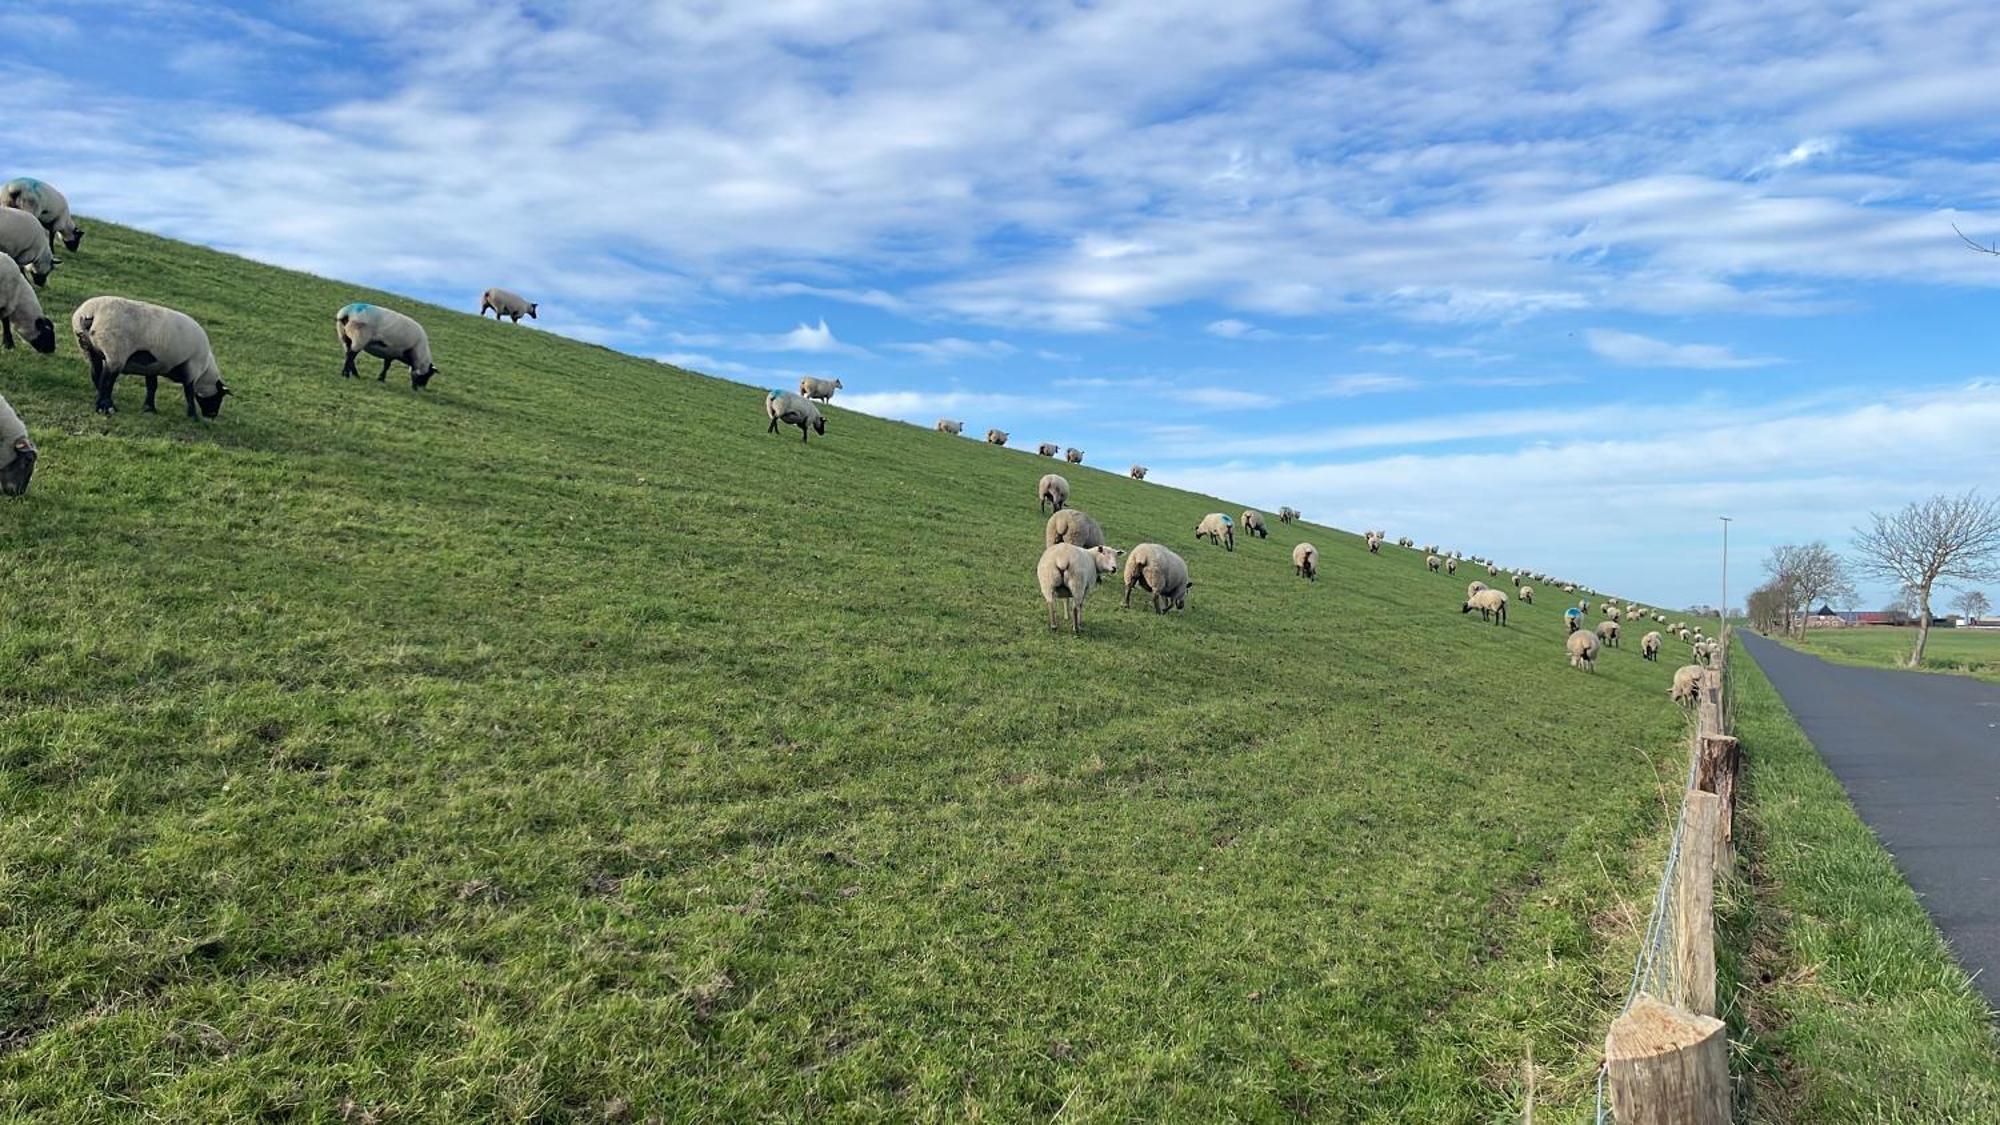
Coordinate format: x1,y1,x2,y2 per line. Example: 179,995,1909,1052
1763,541,1854,640
1852,490,2000,666
1953,589,1990,623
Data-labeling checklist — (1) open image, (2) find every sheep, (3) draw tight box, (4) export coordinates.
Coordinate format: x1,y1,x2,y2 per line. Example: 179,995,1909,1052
1241,510,1268,539
1397,536,1414,547
1677,627,1692,643
936,418,965,435
479,287,538,323
1129,465,1148,480
798,376,843,402
1065,447,1084,464
1279,507,1298,524
765,389,826,442
1366,533,1381,554
1607,608,1621,623
0,208,57,287
1579,599,1589,612
1463,587,1508,625
335,302,438,388
1597,620,1620,647
1037,442,1059,457
1671,665,1704,707
1425,554,1442,573
0,393,36,497
0,263,56,354
1446,557,1459,575
1293,541,1318,581
72,296,231,418
1467,580,1488,598
1,177,82,251
1045,508,1105,548
1195,512,1235,551
1038,473,1069,514
1123,542,1191,612
1642,631,1663,661
1567,629,1600,671
1486,563,1498,577
1519,585,1533,604
1037,542,1122,634
986,429,1009,446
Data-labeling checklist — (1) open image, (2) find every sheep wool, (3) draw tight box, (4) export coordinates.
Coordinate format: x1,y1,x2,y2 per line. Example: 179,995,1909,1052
0,209,56,287
1518,585,1533,604
1567,629,1600,671
0,393,36,497
1129,465,1148,480
1037,543,1122,634
1240,510,1268,539
72,296,230,418
1037,442,1059,457
1038,473,1070,514
1123,543,1191,613
1045,508,1105,549
1642,631,1663,661
336,302,437,388
1466,581,1488,598
0,263,55,354
986,429,1009,445
1463,587,1509,625
479,287,538,322
1,177,82,251
1671,665,1704,706
1596,620,1620,646
1293,541,1318,581
765,389,826,442
1425,554,1442,573
936,419,965,435
798,376,843,402
1065,447,1084,464
1195,512,1235,551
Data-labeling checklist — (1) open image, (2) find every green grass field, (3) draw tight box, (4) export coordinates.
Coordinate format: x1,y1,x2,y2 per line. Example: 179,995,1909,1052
1727,641,2000,1121
1778,627,2000,683
0,223,1723,1120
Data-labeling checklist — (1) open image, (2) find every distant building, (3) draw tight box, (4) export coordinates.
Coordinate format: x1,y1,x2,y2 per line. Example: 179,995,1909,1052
1805,604,1848,628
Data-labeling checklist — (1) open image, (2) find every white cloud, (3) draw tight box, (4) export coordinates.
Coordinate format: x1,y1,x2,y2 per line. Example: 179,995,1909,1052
1325,373,1420,397
885,337,1018,362
1585,329,1783,369
1206,318,1265,339
1175,386,1281,410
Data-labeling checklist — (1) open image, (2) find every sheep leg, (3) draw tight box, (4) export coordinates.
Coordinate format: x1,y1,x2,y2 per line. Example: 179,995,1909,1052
799,424,809,443
1,319,10,349
378,357,393,382
340,347,358,378
767,414,780,434
1070,599,1082,634
179,379,199,420
1122,578,1134,608
142,374,159,413
1048,597,1060,631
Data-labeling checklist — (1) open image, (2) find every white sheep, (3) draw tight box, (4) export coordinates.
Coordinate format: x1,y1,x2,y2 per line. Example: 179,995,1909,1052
1293,541,1318,581
0,263,56,354
1123,543,1191,612
1426,554,1442,573
0,393,36,496
798,376,843,402
1195,512,1235,551
1446,557,1459,575
1467,580,1488,598
1,177,82,251
1671,665,1704,707
1641,632,1662,661
72,296,231,418
1037,442,1059,457
1045,508,1105,548
1129,465,1148,480
1463,587,1509,625
479,287,538,323
1038,473,1069,514
1519,585,1534,604
0,208,57,287
1037,543,1122,634
986,429,1009,446
1366,534,1381,554
1597,620,1620,647
1567,629,1600,672
936,418,965,435
336,302,437,388
1065,447,1084,464
1241,510,1268,539
765,390,826,442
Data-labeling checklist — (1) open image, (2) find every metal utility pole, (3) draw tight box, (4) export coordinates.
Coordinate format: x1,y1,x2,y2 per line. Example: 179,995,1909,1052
1719,516,1732,642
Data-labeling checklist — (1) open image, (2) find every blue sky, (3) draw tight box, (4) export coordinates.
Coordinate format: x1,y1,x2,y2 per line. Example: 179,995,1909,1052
9,0,2000,609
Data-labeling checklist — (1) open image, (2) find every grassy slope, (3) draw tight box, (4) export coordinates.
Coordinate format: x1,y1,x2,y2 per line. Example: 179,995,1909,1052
1728,641,2000,1121
1776,627,2000,684
1,223,1700,1121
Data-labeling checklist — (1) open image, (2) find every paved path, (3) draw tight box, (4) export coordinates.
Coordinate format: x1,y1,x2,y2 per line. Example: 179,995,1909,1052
1740,632,2000,1004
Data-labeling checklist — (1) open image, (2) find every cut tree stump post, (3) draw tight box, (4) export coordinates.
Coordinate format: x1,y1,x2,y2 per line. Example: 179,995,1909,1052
1696,734,1742,870
1673,791,1720,1016
1605,996,1730,1124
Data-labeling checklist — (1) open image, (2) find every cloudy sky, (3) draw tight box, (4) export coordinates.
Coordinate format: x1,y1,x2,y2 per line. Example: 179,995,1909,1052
11,0,2000,608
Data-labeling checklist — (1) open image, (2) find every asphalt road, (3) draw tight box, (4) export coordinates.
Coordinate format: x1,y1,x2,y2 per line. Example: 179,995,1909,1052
1740,631,2000,1005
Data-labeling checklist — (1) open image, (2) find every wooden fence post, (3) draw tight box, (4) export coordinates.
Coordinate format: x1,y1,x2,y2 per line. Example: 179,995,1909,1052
1605,996,1730,1124
1695,734,1741,870
1673,791,1720,1016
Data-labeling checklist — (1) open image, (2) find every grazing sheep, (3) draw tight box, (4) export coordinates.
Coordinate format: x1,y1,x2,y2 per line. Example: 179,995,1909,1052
1642,631,1662,661
1065,447,1084,464
986,429,1009,446
1241,510,1268,539
1486,563,1498,577
1671,665,1704,707
1567,629,1600,672
0,393,36,497
765,389,825,442
1034,442,1058,457
1677,627,1692,642
335,302,437,388
936,418,965,435
1045,508,1105,548
1597,620,1620,647
1129,465,1148,480
1293,541,1318,581
479,287,538,323
1195,512,1235,551
1607,608,1621,623
1,177,82,251
1037,543,1122,634
1463,587,1509,625
1366,534,1382,554
1038,473,1069,514
1518,585,1533,604
1579,599,1589,612
798,376,843,402
1425,554,1442,573
0,263,56,354
72,296,230,418
1446,558,1458,575
0,208,57,287
1467,580,1488,598
1278,507,1298,524
1123,542,1191,612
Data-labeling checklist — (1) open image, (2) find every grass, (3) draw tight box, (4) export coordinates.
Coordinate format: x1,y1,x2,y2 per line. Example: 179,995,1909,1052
1775,627,2000,683
1727,639,2000,1120
4,221,1717,1120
